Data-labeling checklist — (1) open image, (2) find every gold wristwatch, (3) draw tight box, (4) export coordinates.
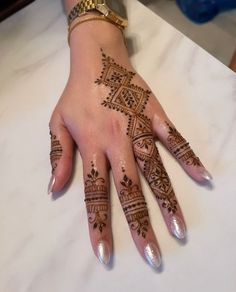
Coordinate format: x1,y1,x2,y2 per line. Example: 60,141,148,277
68,0,128,29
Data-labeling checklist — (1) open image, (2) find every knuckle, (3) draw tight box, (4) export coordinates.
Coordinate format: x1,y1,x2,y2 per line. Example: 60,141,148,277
108,118,123,138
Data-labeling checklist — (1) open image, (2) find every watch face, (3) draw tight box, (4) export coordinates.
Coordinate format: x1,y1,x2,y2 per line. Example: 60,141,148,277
106,0,127,18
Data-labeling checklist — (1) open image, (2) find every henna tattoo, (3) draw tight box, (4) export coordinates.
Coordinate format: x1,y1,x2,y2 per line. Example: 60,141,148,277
119,170,149,238
50,131,63,173
166,122,201,166
95,52,150,137
84,162,108,233
96,50,178,214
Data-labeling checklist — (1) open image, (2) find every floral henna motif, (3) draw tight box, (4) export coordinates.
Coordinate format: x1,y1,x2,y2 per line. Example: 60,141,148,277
166,122,201,166
84,162,108,233
50,131,63,173
96,50,178,215
119,171,149,238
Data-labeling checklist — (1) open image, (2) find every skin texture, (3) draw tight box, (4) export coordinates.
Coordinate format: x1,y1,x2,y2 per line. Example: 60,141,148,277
48,2,212,267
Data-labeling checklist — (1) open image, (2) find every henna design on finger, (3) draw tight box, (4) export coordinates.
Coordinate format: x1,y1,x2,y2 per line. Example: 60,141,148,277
96,50,178,215
119,169,149,238
165,122,201,166
50,131,63,173
84,162,108,233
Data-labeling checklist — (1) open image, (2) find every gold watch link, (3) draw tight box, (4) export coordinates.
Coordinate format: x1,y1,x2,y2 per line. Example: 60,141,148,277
67,0,128,29
68,0,100,25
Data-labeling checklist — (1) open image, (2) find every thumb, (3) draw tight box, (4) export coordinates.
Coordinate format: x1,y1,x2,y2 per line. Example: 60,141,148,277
48,115,74,194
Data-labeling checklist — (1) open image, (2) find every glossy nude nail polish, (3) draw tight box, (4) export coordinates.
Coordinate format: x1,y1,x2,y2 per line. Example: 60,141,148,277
144,242,162,269
199,168,213,182
47,175,55,194
96,240,110,265
170,216,186,239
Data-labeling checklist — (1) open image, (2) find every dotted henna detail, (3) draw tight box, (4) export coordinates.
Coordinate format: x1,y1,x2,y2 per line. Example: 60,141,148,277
84,162,108,233
119,172,149,238
96,50,178,215
50,131,63,173
165,122,201,166
95,50,151,137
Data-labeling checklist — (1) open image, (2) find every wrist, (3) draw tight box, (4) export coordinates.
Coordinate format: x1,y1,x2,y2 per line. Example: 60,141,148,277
69,19,128,74
69,14,125,47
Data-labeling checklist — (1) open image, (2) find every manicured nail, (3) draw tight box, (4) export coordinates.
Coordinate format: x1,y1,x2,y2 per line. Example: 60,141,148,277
96,240,110,265
48,175,55,194
170,216,186,240
199,167,213,182
144,242,161,269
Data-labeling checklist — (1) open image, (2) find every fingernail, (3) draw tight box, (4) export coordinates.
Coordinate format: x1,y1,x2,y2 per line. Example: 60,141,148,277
170,216,186,240
96,240,110,266
48,175,55,195
199,167,213,182
144,242,162,269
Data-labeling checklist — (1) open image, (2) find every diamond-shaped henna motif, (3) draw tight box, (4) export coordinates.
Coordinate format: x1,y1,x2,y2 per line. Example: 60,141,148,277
112,87,144,114
96,49,178,215
106,67,132,87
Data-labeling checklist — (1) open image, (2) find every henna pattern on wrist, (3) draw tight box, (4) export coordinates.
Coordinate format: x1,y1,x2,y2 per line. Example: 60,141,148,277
165,122,201,166
50,131,63,173
84,162,108,233
119,169,149,238
96,50,178,214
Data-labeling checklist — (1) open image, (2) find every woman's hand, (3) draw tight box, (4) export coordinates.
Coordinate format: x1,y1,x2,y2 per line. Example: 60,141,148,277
48,20,212,269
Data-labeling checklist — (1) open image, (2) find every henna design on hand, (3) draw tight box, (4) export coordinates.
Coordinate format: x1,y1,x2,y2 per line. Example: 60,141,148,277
119,169,149,238
84,162,108,233
96,50,178,214
50,131,63,173
165,122,201,166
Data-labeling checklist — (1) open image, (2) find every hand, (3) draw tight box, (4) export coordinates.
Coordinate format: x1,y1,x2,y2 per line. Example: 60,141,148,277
48,21,212,269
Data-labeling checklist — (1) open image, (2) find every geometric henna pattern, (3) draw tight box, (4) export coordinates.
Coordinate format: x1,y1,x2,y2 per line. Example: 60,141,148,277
166,122,201,166
96,50,178,214
95,51,150,138
84,162,108,233
50,131,63,173
119,169,149,238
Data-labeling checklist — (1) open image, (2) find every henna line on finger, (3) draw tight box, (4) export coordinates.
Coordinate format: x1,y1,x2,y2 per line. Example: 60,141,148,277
165,122,201,166
50,131,63,173
119,173,149,238
96,50,178,214
84,162,109,233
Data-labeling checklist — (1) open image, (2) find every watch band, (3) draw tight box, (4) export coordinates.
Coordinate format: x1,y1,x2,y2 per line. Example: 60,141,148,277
67,0,127,28
68,0,103,25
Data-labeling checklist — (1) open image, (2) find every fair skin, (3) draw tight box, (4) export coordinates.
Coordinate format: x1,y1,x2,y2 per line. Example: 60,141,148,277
48,0,212,269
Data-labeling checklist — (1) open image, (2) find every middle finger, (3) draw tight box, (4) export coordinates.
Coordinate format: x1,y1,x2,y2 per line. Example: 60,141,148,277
133,132,187,240
108,142,162,269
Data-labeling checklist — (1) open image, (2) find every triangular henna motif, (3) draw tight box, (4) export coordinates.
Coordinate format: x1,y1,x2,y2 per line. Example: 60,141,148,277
96,50,178,216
